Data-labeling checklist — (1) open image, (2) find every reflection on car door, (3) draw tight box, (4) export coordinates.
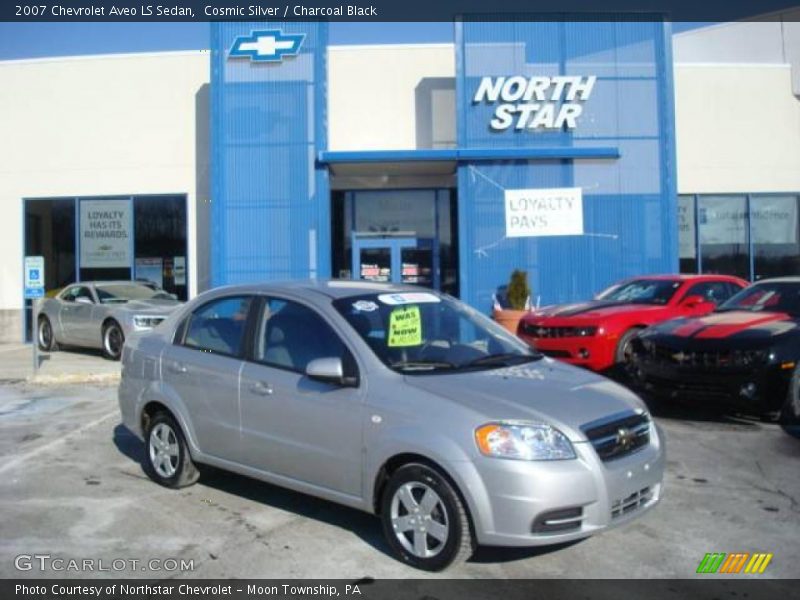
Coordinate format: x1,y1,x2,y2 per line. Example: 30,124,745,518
161,295,254,462
239,296,364,497
60,285,97,345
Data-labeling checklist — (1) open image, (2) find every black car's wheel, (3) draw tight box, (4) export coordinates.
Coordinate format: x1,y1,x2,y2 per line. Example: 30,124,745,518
380,463,475,571
780,365,800,438
102,320,124,361
37,315,58,352
144,412,200,488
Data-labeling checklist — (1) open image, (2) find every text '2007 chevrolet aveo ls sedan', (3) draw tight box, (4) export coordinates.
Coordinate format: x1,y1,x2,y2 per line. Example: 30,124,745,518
118,281,665,570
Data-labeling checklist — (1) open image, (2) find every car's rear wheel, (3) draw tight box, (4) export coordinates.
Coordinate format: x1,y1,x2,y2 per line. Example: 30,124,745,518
144,412,199,488
37,315,58,352
380,463,474,571
102,320,124,361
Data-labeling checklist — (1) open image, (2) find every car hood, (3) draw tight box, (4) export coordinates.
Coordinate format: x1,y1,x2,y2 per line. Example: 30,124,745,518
107,299,182,315
527,300,666,323
647,310,798,342
404,360,646,442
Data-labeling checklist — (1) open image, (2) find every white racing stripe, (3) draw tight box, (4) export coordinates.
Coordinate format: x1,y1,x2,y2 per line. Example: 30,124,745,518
0,410,118,475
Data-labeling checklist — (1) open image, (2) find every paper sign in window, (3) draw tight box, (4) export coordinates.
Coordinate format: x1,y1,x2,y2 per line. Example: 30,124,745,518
388,306,422,347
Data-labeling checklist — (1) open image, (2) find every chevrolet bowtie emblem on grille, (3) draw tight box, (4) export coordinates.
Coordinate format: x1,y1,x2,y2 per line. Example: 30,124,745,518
536,327,547,337
672,351,688,363
615,427,635,450
229,30,305,63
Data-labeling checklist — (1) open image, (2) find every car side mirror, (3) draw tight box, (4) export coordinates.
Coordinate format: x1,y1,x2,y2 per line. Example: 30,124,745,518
75,296,93,305
680,294,708,309
306,357,357,387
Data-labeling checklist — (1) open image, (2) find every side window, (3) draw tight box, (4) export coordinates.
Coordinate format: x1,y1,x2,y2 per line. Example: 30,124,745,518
75,286,94,303
256,298,353,375
685,282,732,305
183,296,253,357
60,287,78,302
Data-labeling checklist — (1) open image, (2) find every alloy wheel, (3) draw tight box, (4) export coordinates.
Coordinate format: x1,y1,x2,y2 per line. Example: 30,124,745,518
389,481,449,558
149,423,179,478
38,319,52,350
104,325,123,358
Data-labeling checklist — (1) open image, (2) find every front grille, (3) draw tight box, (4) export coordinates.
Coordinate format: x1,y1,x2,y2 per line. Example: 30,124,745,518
582,411,650,462
539,348,571,358
611,486,653,519
531,507,584,534
520,324,597,338
643,374,731,398
643,343,767,369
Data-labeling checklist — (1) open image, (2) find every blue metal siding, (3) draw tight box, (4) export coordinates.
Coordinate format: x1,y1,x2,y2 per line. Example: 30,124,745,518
210,22,329,287
456,18,678,310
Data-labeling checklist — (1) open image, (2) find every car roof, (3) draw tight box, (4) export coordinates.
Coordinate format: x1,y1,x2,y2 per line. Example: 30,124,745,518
207,279,434,300
619,274,744,282
750,277,800,284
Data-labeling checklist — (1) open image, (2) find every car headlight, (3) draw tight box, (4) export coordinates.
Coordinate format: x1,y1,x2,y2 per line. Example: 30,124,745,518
133,315,165,329
475,421,576,461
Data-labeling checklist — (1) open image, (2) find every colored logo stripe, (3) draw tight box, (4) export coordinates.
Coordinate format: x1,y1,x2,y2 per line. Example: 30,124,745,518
745,553,773,574
697,553,773,574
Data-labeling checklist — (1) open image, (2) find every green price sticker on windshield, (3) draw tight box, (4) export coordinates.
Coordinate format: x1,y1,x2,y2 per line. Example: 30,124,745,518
388,306,422,347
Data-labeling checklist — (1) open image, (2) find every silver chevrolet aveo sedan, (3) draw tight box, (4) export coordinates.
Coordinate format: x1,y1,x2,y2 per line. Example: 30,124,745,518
118,281,665,570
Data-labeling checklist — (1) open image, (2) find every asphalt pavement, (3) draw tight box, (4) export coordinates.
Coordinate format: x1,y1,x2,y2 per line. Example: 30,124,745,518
0,373,797,579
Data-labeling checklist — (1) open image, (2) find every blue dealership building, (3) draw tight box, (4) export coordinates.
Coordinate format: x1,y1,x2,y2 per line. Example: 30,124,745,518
210,20,677,310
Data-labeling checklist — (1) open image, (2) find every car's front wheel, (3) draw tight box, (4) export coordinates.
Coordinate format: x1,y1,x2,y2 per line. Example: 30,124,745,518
780,365,800,438
380,463,475,571
144,412,200,488
37,315,58,352
102,320,124,360
615,327,643,371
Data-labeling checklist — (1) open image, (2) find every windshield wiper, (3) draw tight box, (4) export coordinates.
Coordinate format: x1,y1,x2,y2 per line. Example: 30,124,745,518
390,360,458,372
462,352,542,369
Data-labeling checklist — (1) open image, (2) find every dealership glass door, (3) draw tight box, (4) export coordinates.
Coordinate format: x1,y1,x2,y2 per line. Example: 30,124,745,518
352,236,439,288
332,189,458,294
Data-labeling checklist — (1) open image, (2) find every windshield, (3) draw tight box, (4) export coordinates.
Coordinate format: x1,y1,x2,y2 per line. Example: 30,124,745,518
596,279,682,305
717,282,800,316
95,283,173,304
332,292,540,373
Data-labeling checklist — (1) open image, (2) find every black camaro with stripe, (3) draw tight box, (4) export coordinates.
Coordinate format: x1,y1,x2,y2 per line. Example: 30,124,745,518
630,278,800,435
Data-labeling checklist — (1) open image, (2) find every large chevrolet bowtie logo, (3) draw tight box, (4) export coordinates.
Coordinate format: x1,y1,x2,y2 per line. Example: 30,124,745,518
615,427,636,450
229,30,305,63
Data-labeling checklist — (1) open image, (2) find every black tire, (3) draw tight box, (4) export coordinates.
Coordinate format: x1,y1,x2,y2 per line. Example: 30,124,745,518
143,412,200,489
380,463,475,571
614,327,643,367
102,320,124,361
37,315,58,351
780,365,800,438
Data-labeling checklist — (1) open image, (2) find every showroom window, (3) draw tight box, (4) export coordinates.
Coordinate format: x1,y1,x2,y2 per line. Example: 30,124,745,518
678,193,800,282
23,194,188,341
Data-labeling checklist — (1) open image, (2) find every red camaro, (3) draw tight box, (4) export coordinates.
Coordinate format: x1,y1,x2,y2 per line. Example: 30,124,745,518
517,274,748,372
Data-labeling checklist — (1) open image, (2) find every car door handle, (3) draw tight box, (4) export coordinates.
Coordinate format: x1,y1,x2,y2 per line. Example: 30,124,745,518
168,362,188,374
249,381,273,396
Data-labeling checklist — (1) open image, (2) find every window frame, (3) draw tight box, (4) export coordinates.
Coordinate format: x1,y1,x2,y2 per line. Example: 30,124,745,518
180,294,258,360
247,294,360,385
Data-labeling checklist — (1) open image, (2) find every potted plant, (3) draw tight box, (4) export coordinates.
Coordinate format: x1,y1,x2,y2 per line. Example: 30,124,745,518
493,269,531,334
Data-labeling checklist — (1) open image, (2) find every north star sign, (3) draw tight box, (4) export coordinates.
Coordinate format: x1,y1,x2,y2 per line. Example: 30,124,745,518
473,75,597,131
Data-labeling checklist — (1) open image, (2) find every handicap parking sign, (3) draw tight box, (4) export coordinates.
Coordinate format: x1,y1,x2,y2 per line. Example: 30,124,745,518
24,256,45,299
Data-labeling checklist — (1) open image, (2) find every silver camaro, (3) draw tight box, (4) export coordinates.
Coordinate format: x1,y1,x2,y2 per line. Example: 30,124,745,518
118,281,665,570
37,281,182,360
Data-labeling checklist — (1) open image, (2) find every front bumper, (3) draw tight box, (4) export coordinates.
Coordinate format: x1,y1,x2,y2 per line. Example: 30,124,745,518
636,361,790,413
447,424,665,547
518,334,615,372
